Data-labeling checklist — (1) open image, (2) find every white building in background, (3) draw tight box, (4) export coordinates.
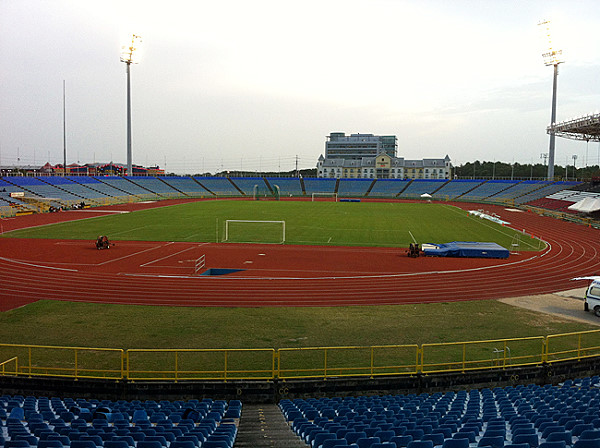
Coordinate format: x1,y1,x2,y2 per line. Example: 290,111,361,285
316,132,452,179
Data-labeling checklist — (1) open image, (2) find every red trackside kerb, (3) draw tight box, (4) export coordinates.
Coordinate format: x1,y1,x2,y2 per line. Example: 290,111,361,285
0,198,599,310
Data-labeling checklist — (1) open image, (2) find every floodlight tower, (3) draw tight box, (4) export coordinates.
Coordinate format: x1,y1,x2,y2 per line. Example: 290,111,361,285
120,34,142,177
539,20,564,181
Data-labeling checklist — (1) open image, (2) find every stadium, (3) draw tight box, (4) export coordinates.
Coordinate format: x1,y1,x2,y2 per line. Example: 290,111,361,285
2,172,600,447
3,2,600,446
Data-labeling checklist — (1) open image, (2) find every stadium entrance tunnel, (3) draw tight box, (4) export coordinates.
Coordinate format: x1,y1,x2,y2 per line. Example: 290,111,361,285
200,268,245,276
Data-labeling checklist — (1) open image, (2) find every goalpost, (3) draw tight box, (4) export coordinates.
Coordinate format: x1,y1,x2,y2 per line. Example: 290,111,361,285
223,220,286,244
311,192,338,202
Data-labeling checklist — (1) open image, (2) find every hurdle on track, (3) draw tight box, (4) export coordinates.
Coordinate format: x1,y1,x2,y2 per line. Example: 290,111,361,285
194,254,206,275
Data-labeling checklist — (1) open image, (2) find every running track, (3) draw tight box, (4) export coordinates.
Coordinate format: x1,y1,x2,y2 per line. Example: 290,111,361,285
1,200,599,310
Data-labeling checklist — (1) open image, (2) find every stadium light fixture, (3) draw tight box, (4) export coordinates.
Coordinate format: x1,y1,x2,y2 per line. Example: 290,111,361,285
539,20,564,181
120,34,142,177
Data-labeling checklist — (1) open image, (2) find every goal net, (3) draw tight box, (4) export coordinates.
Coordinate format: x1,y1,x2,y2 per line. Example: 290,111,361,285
311,192,338,202
223,220,286,244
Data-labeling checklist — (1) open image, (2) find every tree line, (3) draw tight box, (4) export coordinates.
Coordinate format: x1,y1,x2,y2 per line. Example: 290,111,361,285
453,161,600,181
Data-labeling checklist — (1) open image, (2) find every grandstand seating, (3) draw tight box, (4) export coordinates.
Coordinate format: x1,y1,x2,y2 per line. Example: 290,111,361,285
4,176,83,202
337,179,373,197
71,177,129,198
228,177,270,196
0,395,241,448
304,178,337,195
368,179,411,197
265,177,304,197
280,376,600,448
158,177,211,196
94,177,154,196
432,180,484,200
0,176,585,212
43,177,109,200
516,182,580,205
127,177,181,196
461,180,520,201
398,180,448,199
193,177,241,196
525,198,578,214
488,181,551,203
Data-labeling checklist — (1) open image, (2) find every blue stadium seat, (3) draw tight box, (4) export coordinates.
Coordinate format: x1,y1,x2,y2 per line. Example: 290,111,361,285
38,439,64,448
103,442,129,448
5,441,31,448
512,434,539,448
69,441,97,448
478,436,504,448
573,441,600,448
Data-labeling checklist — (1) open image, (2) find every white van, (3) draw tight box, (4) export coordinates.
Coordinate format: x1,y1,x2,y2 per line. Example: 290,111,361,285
584,280,600,316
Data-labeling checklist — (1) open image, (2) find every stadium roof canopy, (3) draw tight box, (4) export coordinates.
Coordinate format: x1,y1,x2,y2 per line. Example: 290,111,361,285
548,113,600,142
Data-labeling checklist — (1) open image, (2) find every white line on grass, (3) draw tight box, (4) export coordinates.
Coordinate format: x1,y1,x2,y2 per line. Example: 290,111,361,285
442,204,540,249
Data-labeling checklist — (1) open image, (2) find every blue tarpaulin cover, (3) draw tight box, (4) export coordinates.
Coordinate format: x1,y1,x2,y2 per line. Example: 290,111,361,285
422,241,509,259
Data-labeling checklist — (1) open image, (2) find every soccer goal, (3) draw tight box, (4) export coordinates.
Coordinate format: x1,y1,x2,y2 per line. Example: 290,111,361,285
223,220,286,244
311,192,338,202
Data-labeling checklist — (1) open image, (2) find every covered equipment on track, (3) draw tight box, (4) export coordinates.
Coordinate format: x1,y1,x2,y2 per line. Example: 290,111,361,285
421,241,509,259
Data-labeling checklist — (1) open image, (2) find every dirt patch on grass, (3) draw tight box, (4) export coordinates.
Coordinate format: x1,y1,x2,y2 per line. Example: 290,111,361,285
499,288,600,327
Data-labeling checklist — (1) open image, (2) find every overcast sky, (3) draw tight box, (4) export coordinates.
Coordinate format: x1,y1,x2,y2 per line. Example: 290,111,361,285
1,0,600,174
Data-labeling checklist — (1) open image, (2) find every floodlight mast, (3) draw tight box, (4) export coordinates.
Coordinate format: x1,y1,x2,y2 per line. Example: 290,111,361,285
539,20,564,181
120,34,142,177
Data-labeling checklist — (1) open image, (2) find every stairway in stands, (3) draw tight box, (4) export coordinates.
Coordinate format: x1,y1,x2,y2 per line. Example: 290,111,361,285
234,404,307,447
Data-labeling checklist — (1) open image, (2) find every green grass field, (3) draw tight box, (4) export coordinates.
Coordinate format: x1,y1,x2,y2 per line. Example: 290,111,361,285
3,200,542,249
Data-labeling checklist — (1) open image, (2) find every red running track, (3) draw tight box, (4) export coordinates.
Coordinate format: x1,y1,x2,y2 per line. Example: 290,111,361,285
1,200,599,310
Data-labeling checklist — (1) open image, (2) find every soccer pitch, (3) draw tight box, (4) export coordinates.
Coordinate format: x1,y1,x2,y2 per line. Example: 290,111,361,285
3,200,540,249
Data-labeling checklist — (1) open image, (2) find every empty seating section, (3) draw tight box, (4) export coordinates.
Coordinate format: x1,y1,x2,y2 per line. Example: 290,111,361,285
228,177,269,196
398,180,447,199
95,177,153,196
5,177,82,202
489,181,550,202
433,180,484,200
0,395,241,448
304,178,337,195
0,179,37,209
86,178,134,197
157,177,210,196
280,376,600,448
337,179,373,197
45,177,108,200
517,182,580,205
265,178,304,196
193,178,241,196
461,180,519,201
128,178,180,196
547,190,600,204
0,176,586,211
525,198,578,214
368,179,411,197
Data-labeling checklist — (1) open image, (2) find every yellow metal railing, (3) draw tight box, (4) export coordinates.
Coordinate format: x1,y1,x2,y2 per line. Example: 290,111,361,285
126,348,275,381
2,330,600,382
0,344,124,380
0,357,18,375
278,345,419,379
421,337,546,374
546,329,600,363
